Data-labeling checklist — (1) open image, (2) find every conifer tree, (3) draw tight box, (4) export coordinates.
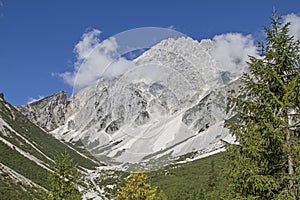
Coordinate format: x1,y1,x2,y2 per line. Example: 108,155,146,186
225,11,300,199
45,151,83,200
117,172,163,200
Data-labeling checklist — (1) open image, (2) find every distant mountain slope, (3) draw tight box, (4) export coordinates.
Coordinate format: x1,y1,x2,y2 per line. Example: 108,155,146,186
0,93,99,199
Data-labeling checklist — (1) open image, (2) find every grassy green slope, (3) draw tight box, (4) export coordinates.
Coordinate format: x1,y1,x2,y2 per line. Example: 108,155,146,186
0,171,38,200
0,141,50,188
0,94,99,199
149,152,226,200
99,152,227,199
0,96,98,169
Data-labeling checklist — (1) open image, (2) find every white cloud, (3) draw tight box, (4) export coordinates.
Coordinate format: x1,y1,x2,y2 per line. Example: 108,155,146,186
212,33,257,73
284,13,300,41
58,29,134,90
73,29,102,60
167,25,176,30
27,95,45,104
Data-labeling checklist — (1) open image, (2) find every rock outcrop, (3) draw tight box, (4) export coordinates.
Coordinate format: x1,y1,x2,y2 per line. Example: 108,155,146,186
18,91,69,131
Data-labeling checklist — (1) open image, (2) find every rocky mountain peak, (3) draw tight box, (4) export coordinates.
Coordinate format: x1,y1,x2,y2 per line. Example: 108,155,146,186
48,37,239,165
18,91,69,131
18,37,239,166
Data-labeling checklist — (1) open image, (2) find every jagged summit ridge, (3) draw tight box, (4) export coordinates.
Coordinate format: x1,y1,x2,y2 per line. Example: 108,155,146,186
135,37,222,88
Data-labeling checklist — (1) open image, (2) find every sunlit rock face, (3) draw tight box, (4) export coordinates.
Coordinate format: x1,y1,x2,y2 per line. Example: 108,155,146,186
18,91,69,131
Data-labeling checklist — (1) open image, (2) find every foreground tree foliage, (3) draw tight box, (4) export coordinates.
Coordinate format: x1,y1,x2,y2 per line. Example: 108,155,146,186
225,11,300,199
117,171,167,200
44,151,83,200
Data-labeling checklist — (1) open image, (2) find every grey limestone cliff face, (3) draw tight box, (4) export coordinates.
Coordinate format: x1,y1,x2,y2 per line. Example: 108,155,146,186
17,91,69,131
182,79,241,133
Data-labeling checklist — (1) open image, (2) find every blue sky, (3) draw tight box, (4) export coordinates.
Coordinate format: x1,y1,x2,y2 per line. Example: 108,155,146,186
0,0,299,105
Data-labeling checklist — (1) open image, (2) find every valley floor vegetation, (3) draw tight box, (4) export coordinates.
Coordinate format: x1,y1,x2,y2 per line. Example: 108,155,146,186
39,151,227,200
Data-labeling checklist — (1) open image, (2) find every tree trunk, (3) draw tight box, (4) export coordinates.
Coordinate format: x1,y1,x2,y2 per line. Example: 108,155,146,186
287,127,295,198
287,109,295,198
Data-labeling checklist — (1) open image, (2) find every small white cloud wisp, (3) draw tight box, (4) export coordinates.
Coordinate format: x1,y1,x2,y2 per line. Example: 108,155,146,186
27,95,45,104
284,13,300,41
212,33,257,73
58,29,134,90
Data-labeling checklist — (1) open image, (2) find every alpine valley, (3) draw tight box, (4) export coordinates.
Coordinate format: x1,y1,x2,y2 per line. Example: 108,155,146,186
1,37,244,199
